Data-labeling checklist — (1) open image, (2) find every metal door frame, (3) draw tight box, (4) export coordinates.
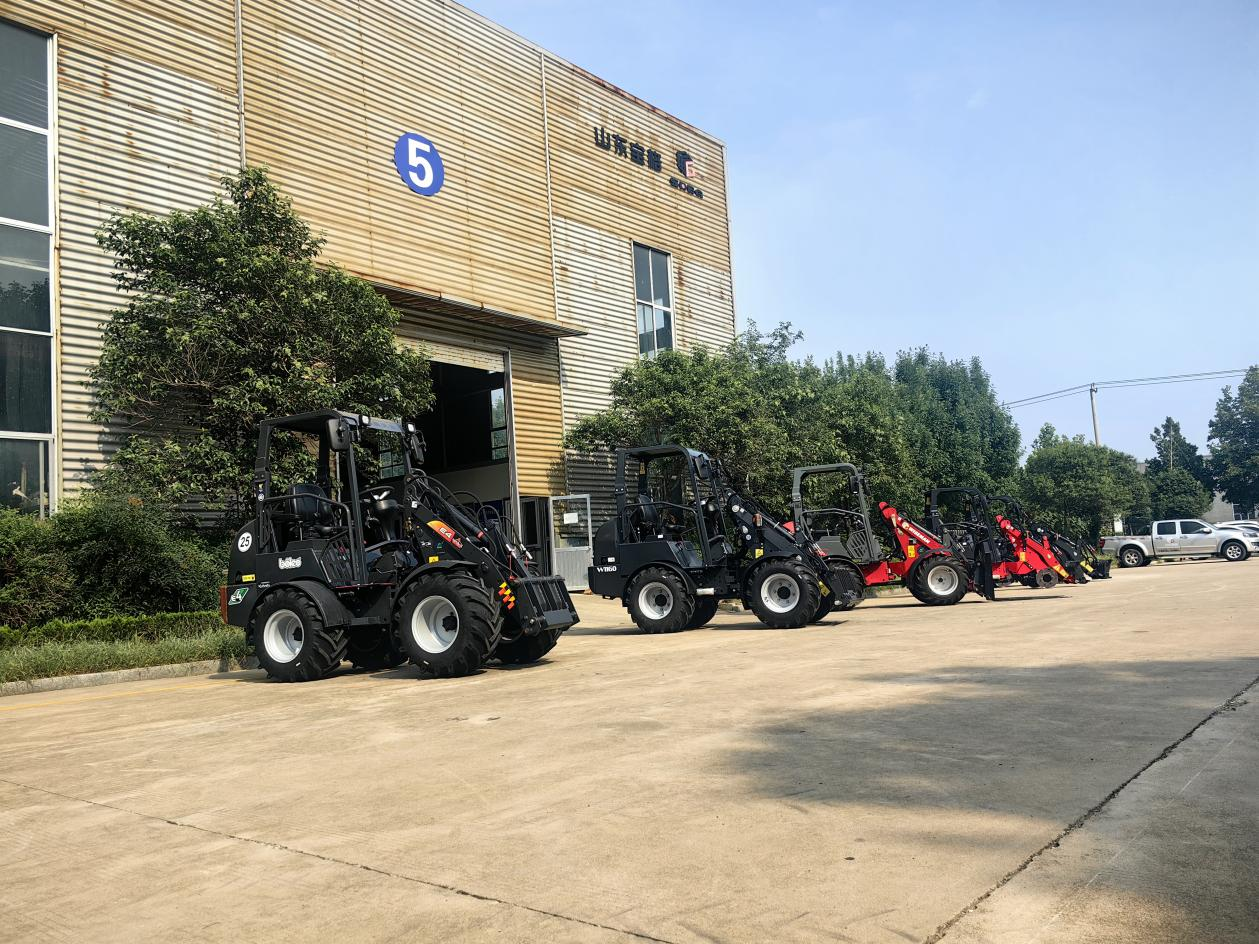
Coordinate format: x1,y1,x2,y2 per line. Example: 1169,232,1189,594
549,493,593,589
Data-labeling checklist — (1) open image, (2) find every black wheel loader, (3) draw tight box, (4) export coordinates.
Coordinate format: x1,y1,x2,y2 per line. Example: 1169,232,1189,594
221,410,578,682
588,445,862,633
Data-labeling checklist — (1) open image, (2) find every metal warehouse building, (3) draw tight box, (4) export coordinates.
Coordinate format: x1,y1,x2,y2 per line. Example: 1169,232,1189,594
0,0,735,581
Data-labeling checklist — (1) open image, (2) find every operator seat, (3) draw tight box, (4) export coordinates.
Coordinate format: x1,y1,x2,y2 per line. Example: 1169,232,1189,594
633,493,661,540
287,483,339,540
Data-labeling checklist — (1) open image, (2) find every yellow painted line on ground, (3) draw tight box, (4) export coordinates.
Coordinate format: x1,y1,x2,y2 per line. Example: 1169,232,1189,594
0,680,235,713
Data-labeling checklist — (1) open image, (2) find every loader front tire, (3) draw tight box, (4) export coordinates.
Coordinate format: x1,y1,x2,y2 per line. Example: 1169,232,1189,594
494,629,561,665
627,568,694,633
908,556,968,606
250,589,347,682
396,570,497,678
748,559,821,629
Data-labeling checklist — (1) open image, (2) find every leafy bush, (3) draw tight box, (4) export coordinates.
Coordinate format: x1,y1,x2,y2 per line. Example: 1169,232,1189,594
0,499,224,629
50,499,223,618
0,610,221,650
0,627,246,684
0,510,74,628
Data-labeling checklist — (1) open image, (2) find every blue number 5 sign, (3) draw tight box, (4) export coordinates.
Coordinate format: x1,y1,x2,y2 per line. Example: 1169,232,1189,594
393,132,445,196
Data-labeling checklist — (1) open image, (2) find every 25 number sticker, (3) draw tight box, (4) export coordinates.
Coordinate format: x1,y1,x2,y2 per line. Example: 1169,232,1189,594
393,132,445,197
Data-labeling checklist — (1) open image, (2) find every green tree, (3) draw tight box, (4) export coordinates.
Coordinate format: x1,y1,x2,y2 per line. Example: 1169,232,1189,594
891,348,1021,494
1030,422,1062,454
566,323,921,514
1146,416,1213,492
1208,367,1259,515
1017,438,1150,542
1147,467,1212,521
91,167,432,509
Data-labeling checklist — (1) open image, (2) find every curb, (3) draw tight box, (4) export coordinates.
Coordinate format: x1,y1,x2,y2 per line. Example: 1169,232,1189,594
0,655,260,698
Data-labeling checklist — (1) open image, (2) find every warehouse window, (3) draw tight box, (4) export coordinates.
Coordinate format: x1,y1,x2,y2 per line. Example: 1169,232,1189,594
0,20,52,517
633,243,673,358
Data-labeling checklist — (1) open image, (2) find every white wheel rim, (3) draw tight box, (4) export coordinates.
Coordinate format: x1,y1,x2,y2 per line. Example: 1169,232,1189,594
1124,551,1140,565
638,581,674,620
760,573,801,614
262,609,304,663
412,596,459,653
928,565,960,596
1226,544,1242,560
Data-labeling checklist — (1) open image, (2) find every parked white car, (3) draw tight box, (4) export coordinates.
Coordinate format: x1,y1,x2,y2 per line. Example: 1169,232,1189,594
1101,519,1259,567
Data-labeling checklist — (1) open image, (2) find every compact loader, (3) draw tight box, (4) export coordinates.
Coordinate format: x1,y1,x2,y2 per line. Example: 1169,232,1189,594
788,464,995,605
222,410,577,682
588,446,862,633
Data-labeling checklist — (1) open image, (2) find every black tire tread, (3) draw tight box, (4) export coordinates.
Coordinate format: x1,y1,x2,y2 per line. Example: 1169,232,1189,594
397,570,497,678
251,589,347,683
686,596,721,629
495,629,560,665
748,559,822,629
908,555,969,606
627,567,695,634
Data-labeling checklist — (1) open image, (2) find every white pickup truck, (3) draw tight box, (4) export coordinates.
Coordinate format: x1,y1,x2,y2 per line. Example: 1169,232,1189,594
1101,519,1259,567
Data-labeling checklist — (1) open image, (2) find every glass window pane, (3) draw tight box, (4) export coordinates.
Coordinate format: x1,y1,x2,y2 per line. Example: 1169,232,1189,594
0,437,48,516
0,225,49,331
490,428,507,448
490,387,506,427
0,124,48,225
0,22,47,128
0,330,51,432
1179,520,1207,534
633,244,651,303
655,308,673,352
650,249,671,308
637,303,654,356
1156,521,1175,535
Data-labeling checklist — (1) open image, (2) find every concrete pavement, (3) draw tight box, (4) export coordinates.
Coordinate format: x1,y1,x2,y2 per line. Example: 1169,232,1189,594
0,559,1255,943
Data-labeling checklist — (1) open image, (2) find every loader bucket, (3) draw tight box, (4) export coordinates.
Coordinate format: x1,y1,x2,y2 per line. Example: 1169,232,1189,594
510,573,580,633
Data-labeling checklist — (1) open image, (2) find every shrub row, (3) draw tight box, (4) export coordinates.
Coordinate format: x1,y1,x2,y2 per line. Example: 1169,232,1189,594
0,610,222,650
0,628,247,684
0,499,224,629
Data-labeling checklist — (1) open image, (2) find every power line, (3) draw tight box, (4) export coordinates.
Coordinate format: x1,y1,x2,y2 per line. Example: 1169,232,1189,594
1002,369,1247,409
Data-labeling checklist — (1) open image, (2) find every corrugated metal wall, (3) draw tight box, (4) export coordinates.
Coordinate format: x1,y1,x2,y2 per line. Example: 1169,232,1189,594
4,0,736,509
543,55,736,515
3,0,241,495
239,0,558,326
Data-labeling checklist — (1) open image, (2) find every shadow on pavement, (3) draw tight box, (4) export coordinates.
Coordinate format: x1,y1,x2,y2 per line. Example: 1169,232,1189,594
722,657,1259,816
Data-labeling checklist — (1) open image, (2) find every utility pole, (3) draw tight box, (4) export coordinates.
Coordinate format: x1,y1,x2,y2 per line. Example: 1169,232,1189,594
1089,384,1101,446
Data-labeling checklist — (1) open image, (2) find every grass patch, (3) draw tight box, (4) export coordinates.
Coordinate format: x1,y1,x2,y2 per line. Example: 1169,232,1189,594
0,628,247,684
0,610,222,649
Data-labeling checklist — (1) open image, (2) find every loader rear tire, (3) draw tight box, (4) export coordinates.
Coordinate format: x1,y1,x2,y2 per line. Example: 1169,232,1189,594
251,589,347,682
347,626,407,671
395,570,497,678
686,596,720,629
627,568,694,634
908,556,968,606
494,629,560,665
748,559,821,629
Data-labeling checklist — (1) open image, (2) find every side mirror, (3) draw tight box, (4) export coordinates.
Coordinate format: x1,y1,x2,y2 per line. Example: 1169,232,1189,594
408,430,427,466
326,417,352,452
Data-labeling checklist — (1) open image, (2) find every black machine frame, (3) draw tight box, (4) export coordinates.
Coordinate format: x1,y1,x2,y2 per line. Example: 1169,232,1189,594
223,410,577,680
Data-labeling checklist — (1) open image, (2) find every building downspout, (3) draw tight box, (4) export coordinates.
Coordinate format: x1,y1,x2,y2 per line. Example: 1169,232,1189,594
233,0,247,167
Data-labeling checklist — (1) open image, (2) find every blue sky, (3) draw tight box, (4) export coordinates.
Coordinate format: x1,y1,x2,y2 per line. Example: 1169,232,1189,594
470,0,1259,461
